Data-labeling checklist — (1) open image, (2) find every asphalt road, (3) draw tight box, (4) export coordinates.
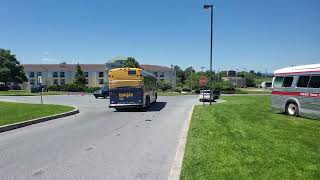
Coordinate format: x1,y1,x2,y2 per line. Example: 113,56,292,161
0,95,198,180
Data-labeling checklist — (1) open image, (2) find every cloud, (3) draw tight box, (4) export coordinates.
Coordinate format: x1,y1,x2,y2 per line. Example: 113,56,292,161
41,57,58,63
40,51,58,63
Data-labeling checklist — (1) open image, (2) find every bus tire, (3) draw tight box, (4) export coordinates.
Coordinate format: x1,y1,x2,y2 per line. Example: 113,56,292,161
285,102,299,116
146,96,150,108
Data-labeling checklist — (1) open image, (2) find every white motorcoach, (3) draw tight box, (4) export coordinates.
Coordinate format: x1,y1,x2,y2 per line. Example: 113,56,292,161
272,64,320,119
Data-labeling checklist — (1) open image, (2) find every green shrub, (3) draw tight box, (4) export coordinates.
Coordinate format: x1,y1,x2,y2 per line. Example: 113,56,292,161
84,87,100,93
48,84,60,91
158,80,172,92
182,88,191,92
66,84,85,92
194,89,200,94
48,84,103,92
174,89,182,93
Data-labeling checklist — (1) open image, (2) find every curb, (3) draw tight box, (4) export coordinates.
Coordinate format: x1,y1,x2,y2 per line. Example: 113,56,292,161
0,106,79,133
168,105,195,180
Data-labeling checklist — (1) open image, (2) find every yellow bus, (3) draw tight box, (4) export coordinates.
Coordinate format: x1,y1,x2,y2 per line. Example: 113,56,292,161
108,68,157,110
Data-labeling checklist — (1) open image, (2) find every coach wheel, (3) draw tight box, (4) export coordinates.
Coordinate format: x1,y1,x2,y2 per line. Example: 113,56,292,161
286,102,299,117
146,96,150,108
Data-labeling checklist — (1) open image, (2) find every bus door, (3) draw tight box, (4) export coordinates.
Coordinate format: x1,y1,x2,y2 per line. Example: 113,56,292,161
307,75,320,112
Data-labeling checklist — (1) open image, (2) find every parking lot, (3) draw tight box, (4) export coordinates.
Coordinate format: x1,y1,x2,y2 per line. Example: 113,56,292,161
0,95,198,180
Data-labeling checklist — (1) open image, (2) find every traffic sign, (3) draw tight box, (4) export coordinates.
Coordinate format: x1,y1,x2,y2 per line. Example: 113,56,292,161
199,76,208,86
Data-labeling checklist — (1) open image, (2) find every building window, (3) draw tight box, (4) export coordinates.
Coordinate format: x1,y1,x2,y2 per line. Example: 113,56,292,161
30,79,35,85
53,72,58,77
282,77,293,87
308,76,320,88
84,72,89,77
297,76,310,88
160,72,164,77
53,79,58,85
37,72,42,77
99,72,104,77
60,72,65,77
60,79,65,85
85,79,89,84
99,79,104,84
29,72,35,78
273,77,283,88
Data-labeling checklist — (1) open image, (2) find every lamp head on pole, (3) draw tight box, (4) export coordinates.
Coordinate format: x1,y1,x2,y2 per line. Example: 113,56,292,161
203,4,213,9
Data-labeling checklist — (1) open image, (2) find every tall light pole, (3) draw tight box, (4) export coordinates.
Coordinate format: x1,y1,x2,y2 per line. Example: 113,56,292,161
236,69,239,87
217,67,221,82
204,4,214,105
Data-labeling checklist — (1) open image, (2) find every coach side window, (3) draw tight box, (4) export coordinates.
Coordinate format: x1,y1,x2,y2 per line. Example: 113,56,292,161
282,77,293,87
273,77,284,88
308,76,320,88
297,76,310,88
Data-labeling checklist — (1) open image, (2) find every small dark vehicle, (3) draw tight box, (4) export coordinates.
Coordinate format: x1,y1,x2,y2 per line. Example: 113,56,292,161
94,87,109,99
31,85,48,93
0,83,9,91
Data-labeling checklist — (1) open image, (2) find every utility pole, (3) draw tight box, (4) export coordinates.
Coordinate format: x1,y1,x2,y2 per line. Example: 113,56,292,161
203,4,214,105
190,66,193,91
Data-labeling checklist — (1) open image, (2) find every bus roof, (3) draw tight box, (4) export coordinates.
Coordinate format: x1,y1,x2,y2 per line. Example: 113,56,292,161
274,64,320,76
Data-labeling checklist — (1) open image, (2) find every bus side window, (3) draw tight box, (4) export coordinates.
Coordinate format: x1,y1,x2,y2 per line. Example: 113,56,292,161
273,77,284,88
282,77,294,87
297,76,310,88
308,76,320,88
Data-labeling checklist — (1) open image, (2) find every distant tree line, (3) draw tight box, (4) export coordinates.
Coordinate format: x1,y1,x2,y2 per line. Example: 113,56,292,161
0,48,272,93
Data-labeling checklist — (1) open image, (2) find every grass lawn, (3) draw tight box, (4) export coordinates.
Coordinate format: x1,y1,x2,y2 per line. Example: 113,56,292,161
0,101,75,126
181,95,320,179
0,90,65,96
234,88,271,94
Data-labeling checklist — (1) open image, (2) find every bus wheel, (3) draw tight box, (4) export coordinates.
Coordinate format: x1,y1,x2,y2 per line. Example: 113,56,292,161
146,96,150,108
286,102,299,116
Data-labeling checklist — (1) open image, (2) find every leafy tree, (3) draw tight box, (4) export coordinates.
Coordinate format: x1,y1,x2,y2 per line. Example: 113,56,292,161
245,76,256,87
249,70,255,74
74,63,86,85
256,71,262,77
174,65,186,84
0,49,28,86
158,80,172,92
123,57,140,68
184,66,196,81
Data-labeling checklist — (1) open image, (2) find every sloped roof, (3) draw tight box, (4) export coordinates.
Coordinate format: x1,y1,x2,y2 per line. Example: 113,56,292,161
22,64,106,72
22,64,174,72
141,64,173,71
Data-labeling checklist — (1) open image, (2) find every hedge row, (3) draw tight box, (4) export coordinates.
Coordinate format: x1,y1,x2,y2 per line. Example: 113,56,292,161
48,84,101,93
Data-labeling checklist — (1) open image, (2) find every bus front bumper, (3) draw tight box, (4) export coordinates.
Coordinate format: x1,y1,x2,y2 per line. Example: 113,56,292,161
109,103,143,108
